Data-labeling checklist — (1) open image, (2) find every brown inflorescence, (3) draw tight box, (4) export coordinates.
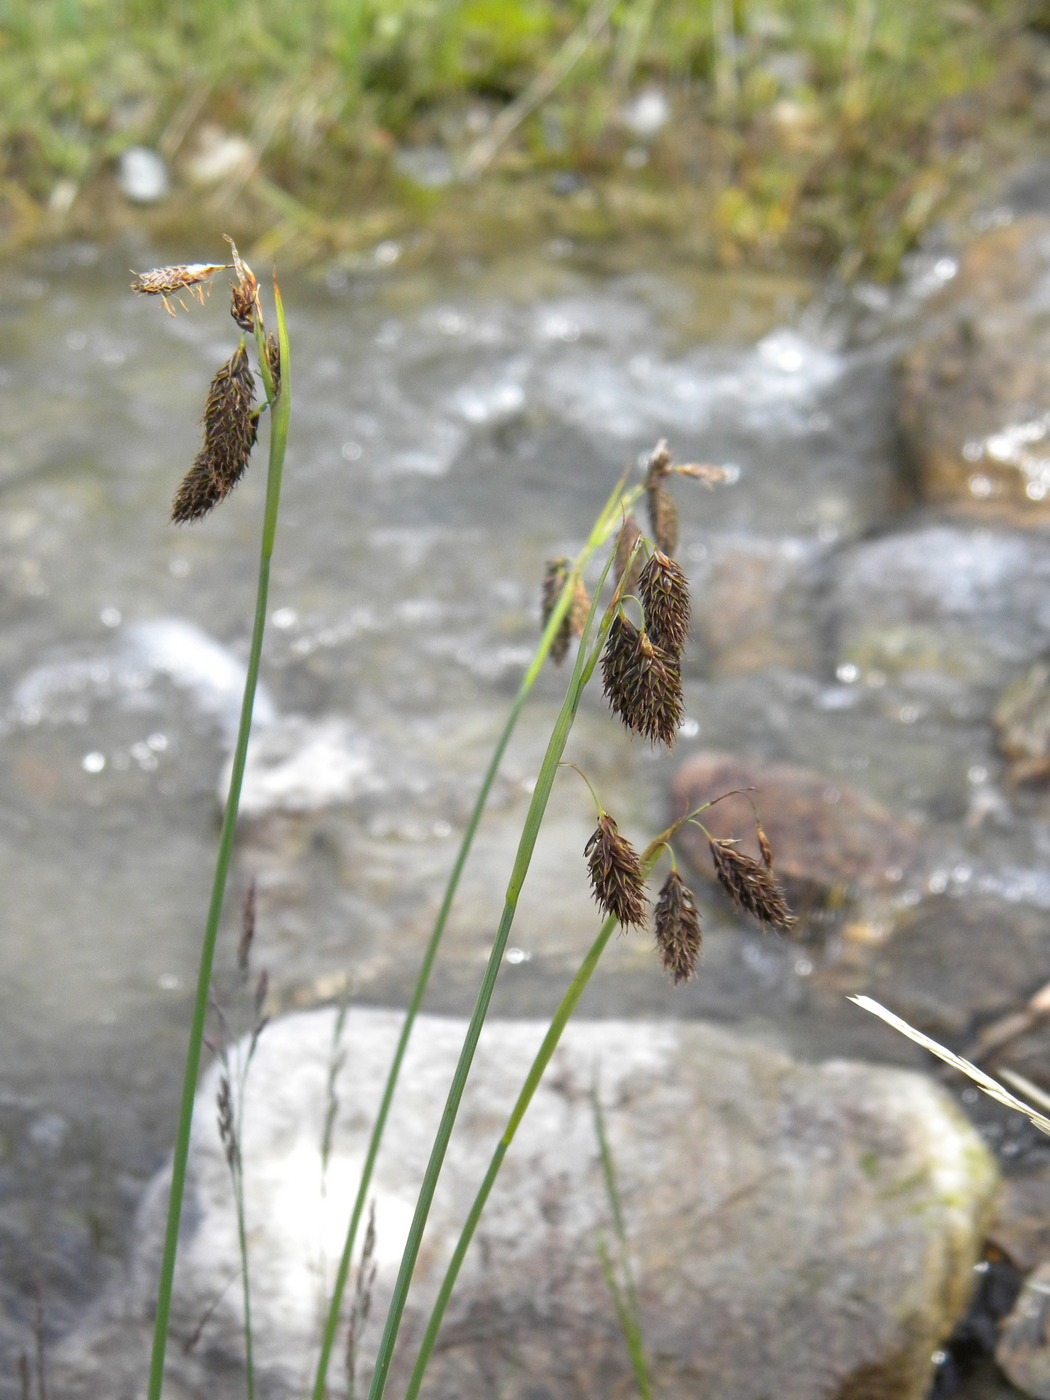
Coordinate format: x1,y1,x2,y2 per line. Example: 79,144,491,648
654,869,702,983
601,613,684,748
130,262,227,316
614,515,643,594
171,343,258,524
265,331,281,400
638,548,691,653
647,483,680,557
585,813,648,929
541,558,590,665
708,837,794,929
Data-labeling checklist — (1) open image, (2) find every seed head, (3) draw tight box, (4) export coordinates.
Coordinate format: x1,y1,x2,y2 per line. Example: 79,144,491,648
639,549,691,654
542,558,590,665
130,262,227,316
265,331,282,399
654,870,702,984
709,837,794,929
647,483,680,557
226,238,259,331
172,343,257,524
585,813,648,929
644,439,673,483
601,613,684,748
614,515,643,595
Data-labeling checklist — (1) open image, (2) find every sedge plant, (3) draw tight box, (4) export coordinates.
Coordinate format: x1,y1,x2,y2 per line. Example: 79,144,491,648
131,252,795,1400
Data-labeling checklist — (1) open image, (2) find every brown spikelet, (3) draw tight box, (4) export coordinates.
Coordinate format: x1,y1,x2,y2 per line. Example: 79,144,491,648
647,483,680,557
542,559,590,665
346,1202,378,1398
600,613,684,747
676,461,730,487
585,813,647,929
131,262,227,316
225,236,259,331
216,1075,237,1170
171,344,257,524
237,880,256,975
638,549,691,654
709,837,794,929
644,439,673,482
265,331,282,399
614,515,643,594
654,870,702,984
756,822,775,872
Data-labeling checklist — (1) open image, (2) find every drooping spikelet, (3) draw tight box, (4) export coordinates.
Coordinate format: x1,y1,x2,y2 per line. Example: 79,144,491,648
614,515,643,595
541,558,590,665
654,869,702,984
130,262,228,316
225,236,259,331
647,483,680,557
600,613,684,748
638,549,691,654
709,837,794,929
265,331,282,400
171,343,257,524
585,813,648,929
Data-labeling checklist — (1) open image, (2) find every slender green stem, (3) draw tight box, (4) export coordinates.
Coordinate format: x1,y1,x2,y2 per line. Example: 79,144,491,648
402,911,619,1400
146,286,291,1400
594,1090,652,1400
402,825,669,1397
311,474,642,1400
364,524,625,1400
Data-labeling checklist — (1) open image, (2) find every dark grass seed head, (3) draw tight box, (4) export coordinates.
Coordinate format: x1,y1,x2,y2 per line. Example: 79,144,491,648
541,558,588,665
647,483,680,558
585,813,648,929
171,344,257,523
709,838,794,929
601,614,684,748
654,870,702,984
614,515,643,594
639,549,691,654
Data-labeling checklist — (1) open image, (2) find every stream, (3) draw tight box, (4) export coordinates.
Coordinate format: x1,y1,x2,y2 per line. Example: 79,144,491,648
0,234,1039,1397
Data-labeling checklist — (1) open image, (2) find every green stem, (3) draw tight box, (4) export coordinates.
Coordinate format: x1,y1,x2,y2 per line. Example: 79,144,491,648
311,475,642,1400
146,286,291,1400
364,523,626,1400
402,911,619,1400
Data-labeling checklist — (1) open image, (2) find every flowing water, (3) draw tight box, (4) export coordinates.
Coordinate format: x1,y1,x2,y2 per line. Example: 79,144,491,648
0,237,1035,1394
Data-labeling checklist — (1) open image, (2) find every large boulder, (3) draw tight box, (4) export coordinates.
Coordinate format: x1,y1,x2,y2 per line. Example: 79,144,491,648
898,216,1050,519
55,1007,996,1400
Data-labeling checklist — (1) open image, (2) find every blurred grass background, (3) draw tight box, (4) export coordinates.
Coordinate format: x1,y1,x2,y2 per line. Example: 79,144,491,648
0,0,1045,272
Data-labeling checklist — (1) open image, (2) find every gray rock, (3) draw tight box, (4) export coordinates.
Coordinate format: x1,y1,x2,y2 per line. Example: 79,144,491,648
55,1007,996,1400
898,216,1050,518
827,523,1050,705
997,1260,1050,1398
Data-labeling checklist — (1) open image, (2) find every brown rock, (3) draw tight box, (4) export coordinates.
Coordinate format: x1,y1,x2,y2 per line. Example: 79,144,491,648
898,216,1050,520
998,1260,1050,1398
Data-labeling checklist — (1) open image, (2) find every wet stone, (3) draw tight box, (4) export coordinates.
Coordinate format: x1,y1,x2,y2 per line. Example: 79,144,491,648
898,215,1050,519
997,1260,1050,1398
54,1008,997,1400
827,523,1050,707
994,660,1050,784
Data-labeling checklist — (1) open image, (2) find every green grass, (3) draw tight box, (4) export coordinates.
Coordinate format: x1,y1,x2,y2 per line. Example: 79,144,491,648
0,3,1038,270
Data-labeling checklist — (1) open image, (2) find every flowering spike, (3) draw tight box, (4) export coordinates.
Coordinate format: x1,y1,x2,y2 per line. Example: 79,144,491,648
585,814,648,929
